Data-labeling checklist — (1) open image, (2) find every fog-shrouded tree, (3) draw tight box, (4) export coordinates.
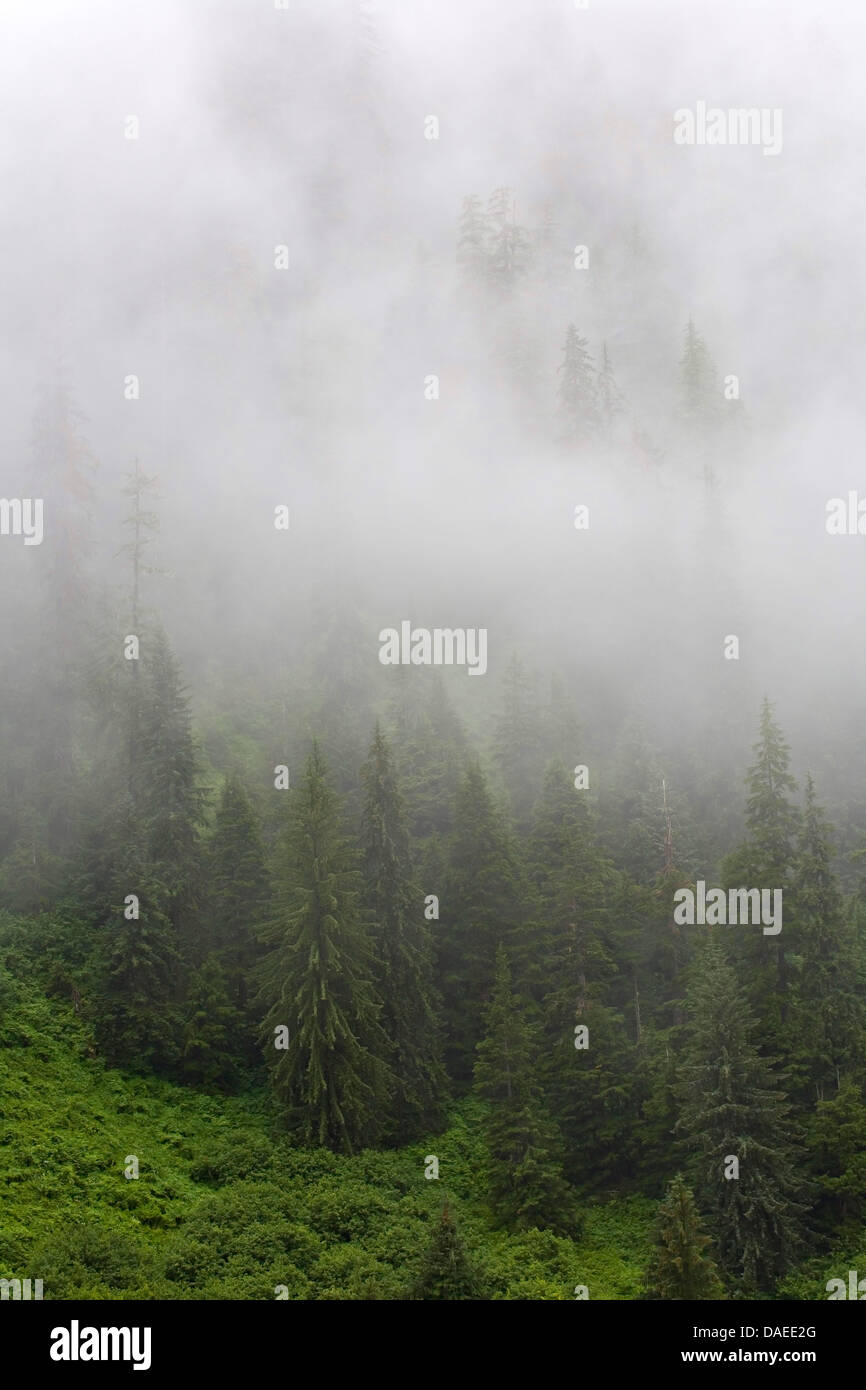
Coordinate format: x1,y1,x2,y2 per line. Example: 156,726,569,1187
258,743,392,1153
676,937,808,1291
360,723,447,1143
474,947,577,1234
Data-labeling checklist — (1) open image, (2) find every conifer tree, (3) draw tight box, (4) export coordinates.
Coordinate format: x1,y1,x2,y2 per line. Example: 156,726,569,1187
644,1174,725,1300
678,316,718,432
485,186,531,289
96,798,182,1072
360,723,447,1142
557,324,598,443
807,1079,866,1229
258,743,391,1153
676,938,807,1291
534,203,564,286
493,653,543,829
182,955,243,1090
474,947,577,1233
743,698,800,877
133,626,206,936
786,775,862,1102
456,193,488,287
439,763,530,1083
408,1203,487,1300
723,698,800,1041
208,775,270,1016
597,342,625,440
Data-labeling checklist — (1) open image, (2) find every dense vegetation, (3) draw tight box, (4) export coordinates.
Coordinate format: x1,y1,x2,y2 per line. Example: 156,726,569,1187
2,165,865,1299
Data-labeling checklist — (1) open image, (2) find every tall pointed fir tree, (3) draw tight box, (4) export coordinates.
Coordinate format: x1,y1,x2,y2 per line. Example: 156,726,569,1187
208,775,270,1020
678,317,720,486
484,186,531,290
557,324,598,444
493,653,543,830
95,795,183,1071
785,775,862,1103
678,316,718,433
723,697,800,1048
474,947,577,1234
529,762,635,1191
408,1204,487,1300
643,1174,725,1300
133,626,206,950
456,193,488,288
676,937,808,1291
439,762,530,1084
96,628,204,1070
360,723,447,1143
597,342,625,441
181,955,243,1091
258,743,391,1153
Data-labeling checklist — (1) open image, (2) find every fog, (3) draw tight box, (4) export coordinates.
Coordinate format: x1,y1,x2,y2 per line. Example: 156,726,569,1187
2,0,865,862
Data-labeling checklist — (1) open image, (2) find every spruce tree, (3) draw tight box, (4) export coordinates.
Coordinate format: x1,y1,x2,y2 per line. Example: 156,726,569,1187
360,723,447,1143
484,186,531,289
258,743,391,1153
456,193,488,287
474,947,577,1234
493,653,543,829
208,775,270,1017
786,775,862,1103
807,1079,866,1230
597,342,625,440
723,698,800,1045
408,1203,487,1300
439,763,529,1083
557,324,598,443
676,938,807,1291
644,1174,725,1300
182,955,243,1090
96,798,182,1071
133,626,206,940
678,316,718,432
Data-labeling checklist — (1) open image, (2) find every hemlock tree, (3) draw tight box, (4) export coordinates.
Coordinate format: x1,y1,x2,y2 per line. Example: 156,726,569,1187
644,1174,725,1300
676,938,808,1291
360,723,447,1143
408,1204,487,1300
557,324,598,443
474,947,577,1234
258,743,392,1153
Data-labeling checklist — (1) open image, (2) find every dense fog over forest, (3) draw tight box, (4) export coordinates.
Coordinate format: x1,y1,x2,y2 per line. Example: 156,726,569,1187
2,0,866,1317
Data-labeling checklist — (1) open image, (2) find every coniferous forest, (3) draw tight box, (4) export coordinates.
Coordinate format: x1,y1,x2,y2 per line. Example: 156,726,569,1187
2,0,866,1314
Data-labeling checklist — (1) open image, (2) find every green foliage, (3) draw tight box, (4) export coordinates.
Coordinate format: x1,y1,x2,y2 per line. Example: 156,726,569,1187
360,724,447,1142
407,1203,488,1299
258,743,392,1152
474,948,578,1234
644,1174,725,1300
676,938,808,1292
